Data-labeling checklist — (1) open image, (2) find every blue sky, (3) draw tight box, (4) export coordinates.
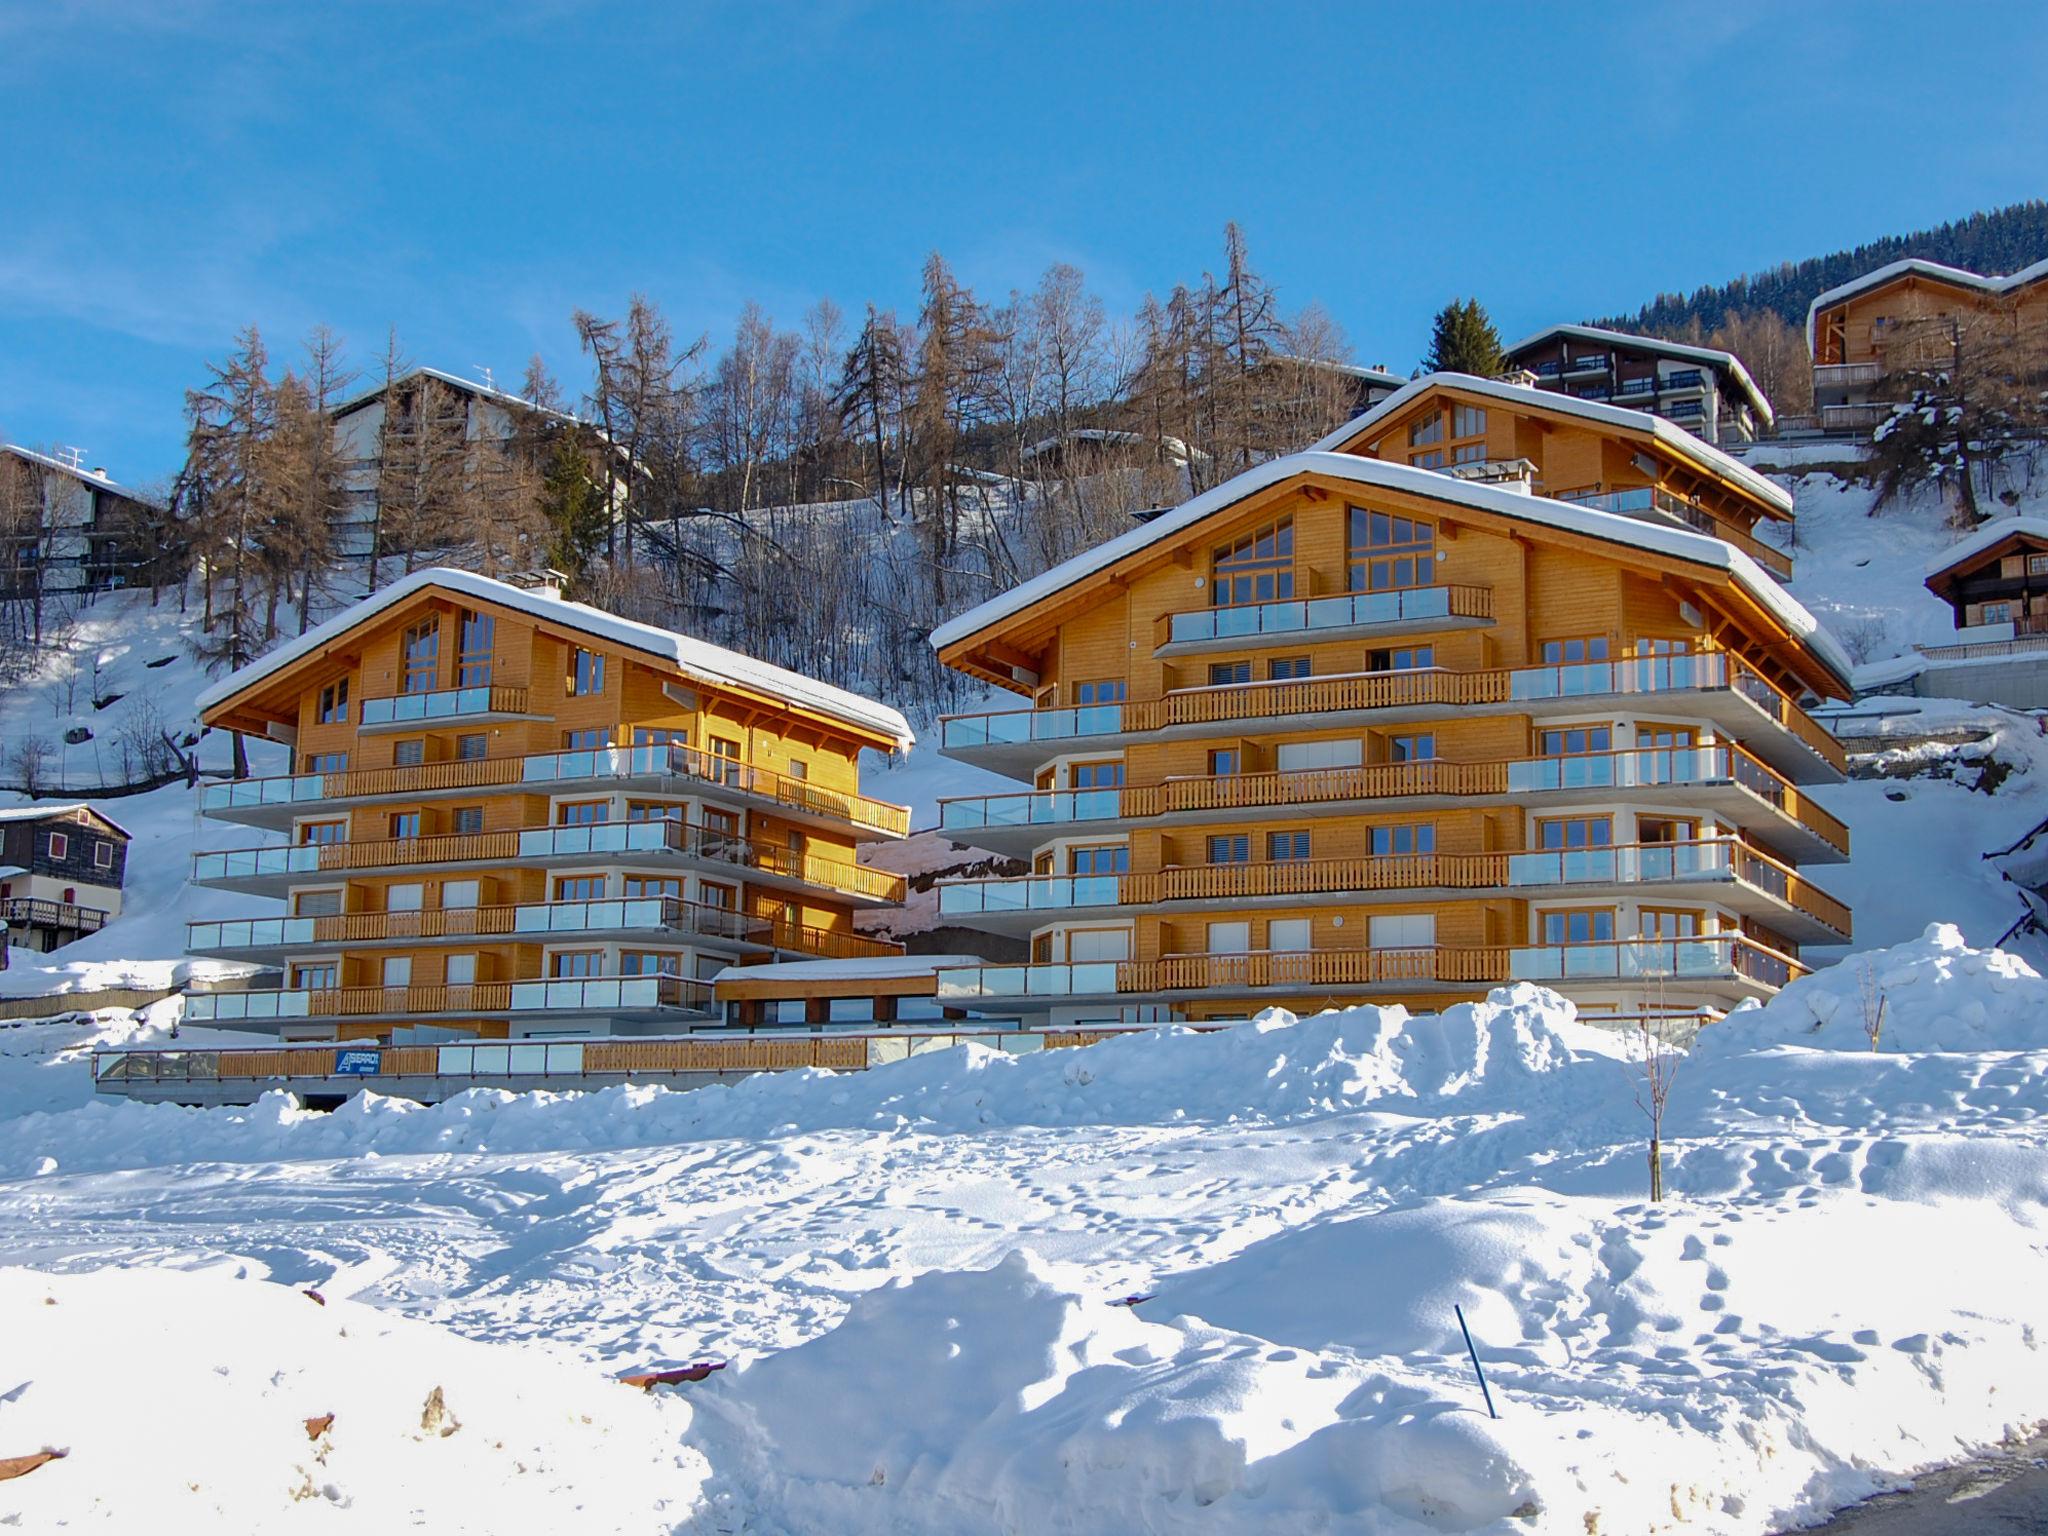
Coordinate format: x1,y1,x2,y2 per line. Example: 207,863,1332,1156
2,0,2045,484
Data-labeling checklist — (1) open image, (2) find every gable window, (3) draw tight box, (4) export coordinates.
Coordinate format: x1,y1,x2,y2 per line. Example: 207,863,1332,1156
1211,517,1294,607
1452,404,1487,439
457,610,495,685
401,618,440,694
568,647,606,696
317,678,349,724
1407,410,1444,448
45,831,68,861
1348,509,1435,592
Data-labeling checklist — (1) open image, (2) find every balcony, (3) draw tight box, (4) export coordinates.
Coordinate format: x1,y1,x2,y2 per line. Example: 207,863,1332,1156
1819,404,1890,433
1813,361,1883,393
939,652,1844,785
192,820,906,904
1508,934,1802,991
357,685,534,729
1554,487,1792,580
185,974,713,1026
187,896,901,962
1659,369,1706,393
1563,355,1610,375
200,744,911,840
0,897,108,933
1153,585,1493,656
1504,839,1849,941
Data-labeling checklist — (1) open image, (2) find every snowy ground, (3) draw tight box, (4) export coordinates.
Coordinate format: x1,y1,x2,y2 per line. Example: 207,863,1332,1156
3,926,2048,1532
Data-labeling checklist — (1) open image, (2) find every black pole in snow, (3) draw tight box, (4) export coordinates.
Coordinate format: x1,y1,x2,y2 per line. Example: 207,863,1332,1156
1455,1304,1498,1420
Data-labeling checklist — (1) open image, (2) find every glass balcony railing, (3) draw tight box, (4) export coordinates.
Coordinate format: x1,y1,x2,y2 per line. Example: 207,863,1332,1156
937,874,1122,917
507,975,709,1012
1509,936,1799,989
939,705,1127,752
937,787,1124,833
1507,842,1733,887
1160,585,1491,646
935,961,1123,999
358,685,529,726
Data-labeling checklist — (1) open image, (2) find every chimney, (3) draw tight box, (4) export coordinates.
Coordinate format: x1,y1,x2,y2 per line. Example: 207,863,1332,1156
510,567,568,599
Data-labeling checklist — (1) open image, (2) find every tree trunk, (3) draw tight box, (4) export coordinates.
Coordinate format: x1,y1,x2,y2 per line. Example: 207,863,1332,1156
1648,1138,1664,1203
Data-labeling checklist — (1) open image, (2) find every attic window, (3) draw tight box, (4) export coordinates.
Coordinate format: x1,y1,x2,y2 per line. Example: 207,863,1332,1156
47,832,68,861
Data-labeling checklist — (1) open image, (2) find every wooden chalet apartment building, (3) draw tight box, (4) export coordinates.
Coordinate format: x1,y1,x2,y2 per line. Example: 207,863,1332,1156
184,568,913,1042
922,373,1854,1030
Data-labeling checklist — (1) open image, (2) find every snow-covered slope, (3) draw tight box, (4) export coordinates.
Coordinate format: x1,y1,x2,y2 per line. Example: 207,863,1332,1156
3,927,2048,1532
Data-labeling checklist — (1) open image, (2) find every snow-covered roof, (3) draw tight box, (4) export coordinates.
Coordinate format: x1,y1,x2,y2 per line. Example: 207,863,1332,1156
1310,373,1795,518
930,449,1852,688
1804,257,2048,347
1924,516,2048,579
326,366,585,428
0,445,158,507
1261,356,1406,390
1021,429,1208,465
1502,324,1773,425
0,803,132,836
196,567,915,750
711,954,983,985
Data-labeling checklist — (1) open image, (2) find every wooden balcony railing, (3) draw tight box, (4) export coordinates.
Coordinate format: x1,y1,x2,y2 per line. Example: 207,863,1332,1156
1145,759,1509,816
1124,946,1510,993
1120,853,1508,904
0,896,109,932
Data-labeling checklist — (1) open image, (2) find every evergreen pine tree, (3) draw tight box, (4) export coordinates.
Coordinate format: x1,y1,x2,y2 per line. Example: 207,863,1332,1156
540,433,610,580
1420,298,1505,377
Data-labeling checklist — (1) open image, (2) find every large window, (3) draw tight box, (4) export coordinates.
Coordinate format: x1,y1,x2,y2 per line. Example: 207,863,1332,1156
554,875,604,901
1538,816,1613,850
568,647,606,696
1541,908,1615,945
1387,732,1435,762
551,950,602,978
1369,644,1434,672
401,619,440,694
1071,760,1124,789
1371,823,1435,856
1538,725,1611,757
1209,660,1252,687
299,820,347,845
557,800,609,826
1540,637,1609,664
457,610,495,685
1211,518,1294,607
1207,834,1250,864
1267,830,1311,862
1070,845,1129,875
1407,411,1444,448
317,678,349,724
1072,679,1126,705
1348,509,1435,592
1269,656,1311,680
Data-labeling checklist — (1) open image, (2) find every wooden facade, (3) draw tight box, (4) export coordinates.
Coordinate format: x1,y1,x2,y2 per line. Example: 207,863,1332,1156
0,803,128,953
188,570,912,1043
1502,325,1772,446
1926,521,2048,635
927,429,1851,1028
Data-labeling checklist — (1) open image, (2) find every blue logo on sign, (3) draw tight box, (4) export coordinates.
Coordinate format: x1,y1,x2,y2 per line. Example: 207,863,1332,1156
334,1049,381,1076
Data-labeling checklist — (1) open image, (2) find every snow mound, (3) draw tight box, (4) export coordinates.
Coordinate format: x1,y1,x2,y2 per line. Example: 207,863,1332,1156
0,1265,704,1532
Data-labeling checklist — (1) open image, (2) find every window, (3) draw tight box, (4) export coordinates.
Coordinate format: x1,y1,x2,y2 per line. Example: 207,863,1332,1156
293,888,343,917
564,728,607,749
1268,917,1311,953
1387,733,1435,762
445,953,478,986
787,759,808,781
455,734,488,761
1211,518,1294,607
457,610,495,685
1073,679,1126,705
299,820,347,845
1538,726,1611,756
1071,760,1124,789
1206,921,1251,955
1541,637,1609,664
304,751,348,773
1348,508,1435,592
1267,830,1311,862
1208,748,1241,776
628,801,684,821
620,950,682,976
1207,834,1251,864
291,963,338,991
385,883,424,912
1640,907,1703,939
696,879,734,908
389,812,421,839
1410,450,1445,470
1452,404,1487,439
1371,823,1435,856
1541,908,1615,945
1636,724,1695,750
317,678,349,724
1070,845,1129,875
1370,913,1435,949
1209,660,1252,687
1451,443,1488,465
441,879,481,908
557,801,608,826
709,737,742,784
702,808,739,838
1369,645,1434,672
45,831,68,861
1407,410,1444,448
1269,656,1311,680
627,875,685,900
1637,817,1698,845
567,647,606,696
451,806,485,835
2030,554,2048,577
382,956,412,988
633,727,689,748
551,950,602,978
1538,816,1613,850
1983,602,2014,624
555,875,604,902
1633,637,1693,657
393,739,426,767
1276,738,1362,772
401,618,440,694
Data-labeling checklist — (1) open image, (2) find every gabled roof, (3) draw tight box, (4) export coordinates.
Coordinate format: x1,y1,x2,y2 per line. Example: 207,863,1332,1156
0,446,158,508
1805,257,2048,347
1502,323,1773,425
1924,516,2048,601
197,567,914,750
327,366,584,428
1308,373,1795,519
929,449,1850,691
0,803,132,838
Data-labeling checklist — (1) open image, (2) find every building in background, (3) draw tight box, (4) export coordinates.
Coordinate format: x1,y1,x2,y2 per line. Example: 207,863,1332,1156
0,804,129,953
0,445,163,604
1806,258,2048,434
185,567,911,1042
1860,518,2048,709
1501,325,1774,446
922,427,1852,1032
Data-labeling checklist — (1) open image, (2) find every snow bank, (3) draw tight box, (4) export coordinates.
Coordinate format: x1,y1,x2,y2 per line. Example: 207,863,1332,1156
0,1265,704,1532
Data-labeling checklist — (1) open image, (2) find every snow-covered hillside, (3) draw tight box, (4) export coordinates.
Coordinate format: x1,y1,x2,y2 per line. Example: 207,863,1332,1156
3,926,2048,1532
